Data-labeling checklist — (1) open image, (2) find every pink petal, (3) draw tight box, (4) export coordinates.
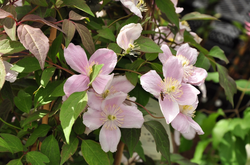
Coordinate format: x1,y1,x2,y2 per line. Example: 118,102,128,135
182,128,196,140
84,127,93,135
99,125,121,152
89,48,117,75
177,83,199,105
110,75,135,93
119,104,144,128
159,98,179,124
175,7,183,14
176,43,198,65
140,70,162,98
186,116,204,135
120,0,142,18
82,108,103,130
64,43,88,74
92,74,114,94
87,89,103,110
63,74,89,97
163,56,183,82
174,130,181,146
3,61,18,83
171,113,190,134
187,67,207,86
158,44,173,64
101,92,127,110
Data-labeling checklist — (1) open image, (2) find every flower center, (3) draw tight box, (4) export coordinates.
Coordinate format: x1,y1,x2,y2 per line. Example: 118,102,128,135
84,61,99,76
177,55,189,67
125,43,140,55
108,115,116,120
160,77,183,101
180,105,195,118
137,0,147,12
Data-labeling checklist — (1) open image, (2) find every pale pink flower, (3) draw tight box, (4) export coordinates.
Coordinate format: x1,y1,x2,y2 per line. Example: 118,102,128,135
63,43,117,98
120,0,147,18
83,92,144,152
245,21,250,36
171,0,183,14
3,61,18,83
159,43,207,86
117,23,142,55
140,57,200,124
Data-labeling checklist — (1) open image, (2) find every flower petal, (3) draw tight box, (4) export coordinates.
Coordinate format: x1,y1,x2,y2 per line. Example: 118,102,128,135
174,130,181,146
158,44,173,64
186,116,204,135
92,74,114,94
63,74,89,97
64,43,88,74
176,43,198,65
187,67,207,86
82,108,103,130
120,0,142,18
177,83,199,105
140,70,162,98
163,56,183,82
101,92,127,110
87,89,103,110
159,98,179,124
3,61,18,83
89,48,117,74
171,113,190,134
120,104,144,128
99,125,121,152
110,75,135,93
182,128,196,140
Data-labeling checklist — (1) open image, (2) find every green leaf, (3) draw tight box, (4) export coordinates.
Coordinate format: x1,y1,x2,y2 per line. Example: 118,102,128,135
27,0,48,6
0,39,25,54
171,153,198,165
208,46,229,64
50,80,66,97
136,36,163,53
235,79,250,95
25,124,51,147
134,141,146,161
181,12,218,21
129,84,150,106
7,159,23,165
155,0,179,28
217,64,237,107
0,59,6,90
108,43,122,54
121,128,141,157
191,139,211,164
63,0,94,17
60,136,79,165
145,53,158,61
47,33,63,63
60,91,88,143
40,67,56,87
97,28,116,41
20,110,49,127
206,72,219,83
81,140,110,165
212,119,229,149
41,135,60,165
195,52,211,71
150,63,162,74
0,133,23,153
125,72,138,86
69,10,87,20
0,137,13,153
14,90,32,113
26,151,50,165
73,117,85,135
11,57,43,73
88,64,104,86
144,120,171,164
62,19,76,47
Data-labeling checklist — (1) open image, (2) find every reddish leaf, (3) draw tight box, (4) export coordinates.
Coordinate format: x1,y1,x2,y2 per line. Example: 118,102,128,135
69,10,87,21
0,8,15,20
74,23,95,54
17,24,49,69
62,20,75,47
20,14,63,32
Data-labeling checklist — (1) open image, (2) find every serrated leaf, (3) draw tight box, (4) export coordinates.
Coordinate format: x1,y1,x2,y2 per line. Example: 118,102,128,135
121,128,141,157
0,8,14,19
97,28,116,41
41,135,60,165
144,120,170,164
17,24,49,69
14,90,32,113
0,137,13,153
208,46,229,64
88,64,104,86
0,59,6,90
136,36,163,53
0,133,23,153
0,39,25,54
25,124,51,147
69,10,87,20
63,0,94,17
217,64,237,107
62,19,76,47
60,91,88,143
60,137,79,165
195,52,211,71
145,53,158,61
181,12,218,21
107,43,122,54
74,23,95,54
125,72,138,86
26,151,50,165
6,159,23,165
81,140,110,165
40,67,56,87
11,57,42,73
155,0,179,28
20,110,49,127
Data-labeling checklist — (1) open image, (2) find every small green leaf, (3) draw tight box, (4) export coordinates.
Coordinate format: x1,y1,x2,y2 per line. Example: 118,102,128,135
217,64,237,107
108,43,122,54
0,59,6,90
235,79,250,95
121,128,141,157
195,53,211,71
125,72,138,86
41,135,60,165
206,72,219,83
81,140,110,165
50,80,66,97
208,46,229,64
26,151,50,165
0,133,23,153
97,28,116,41
7,159,23,165
191,139,211,164
14,90,32,113
0,39,25,54
60,136,79,165
145,53,158,61
144,120,171,164
63,0,94,17
40,67,56,87
181,12,218,21
212,119,229,149
20,110,49,127
11,57,43,73
88,64,104,86
136,36,163,53
60,91,88,143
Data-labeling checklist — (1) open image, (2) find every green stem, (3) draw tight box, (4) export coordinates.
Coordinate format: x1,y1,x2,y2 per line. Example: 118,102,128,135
114,68,142,75
0,117,21,130
108,13,133,28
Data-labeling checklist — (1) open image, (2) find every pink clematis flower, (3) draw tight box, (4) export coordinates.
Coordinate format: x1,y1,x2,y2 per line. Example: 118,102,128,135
120,0,147,18
117,23,142,55
171,0,183,14
3,61,18,83
245,21,250,36
63,43,117,98
83,92,144,152
171,100,204,139
140,57,200,124
159,43,207,86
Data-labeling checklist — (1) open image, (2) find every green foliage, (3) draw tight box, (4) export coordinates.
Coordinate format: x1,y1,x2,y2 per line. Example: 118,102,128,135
26,151,50,165
14,90,32,113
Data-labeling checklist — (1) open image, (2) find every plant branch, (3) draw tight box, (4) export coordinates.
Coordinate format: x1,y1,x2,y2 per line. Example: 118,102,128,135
114,68,142,75
0,117,21,130
46,60,74,75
